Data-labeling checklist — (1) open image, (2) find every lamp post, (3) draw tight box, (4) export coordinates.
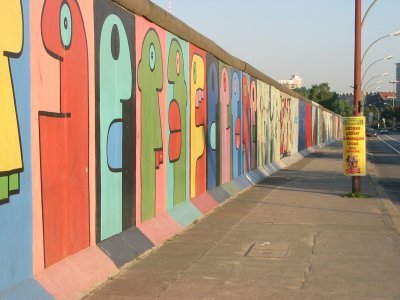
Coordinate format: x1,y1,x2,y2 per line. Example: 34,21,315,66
352,0,362,193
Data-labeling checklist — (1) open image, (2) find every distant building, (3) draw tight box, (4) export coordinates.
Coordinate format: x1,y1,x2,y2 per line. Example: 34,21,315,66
339,93,354,106
279,74,302,90
364,91,396,110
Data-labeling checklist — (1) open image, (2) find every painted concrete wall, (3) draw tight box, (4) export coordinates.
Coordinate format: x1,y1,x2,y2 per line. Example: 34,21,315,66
0,0,342,298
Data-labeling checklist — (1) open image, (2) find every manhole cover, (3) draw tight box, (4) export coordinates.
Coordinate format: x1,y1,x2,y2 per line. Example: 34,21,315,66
245,241,291,259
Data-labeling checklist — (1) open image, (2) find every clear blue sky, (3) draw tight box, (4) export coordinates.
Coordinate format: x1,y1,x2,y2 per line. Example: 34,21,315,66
150,0,400,94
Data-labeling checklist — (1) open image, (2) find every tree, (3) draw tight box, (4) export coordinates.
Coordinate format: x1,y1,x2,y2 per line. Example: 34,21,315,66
293,86,309,98
331,99,353,117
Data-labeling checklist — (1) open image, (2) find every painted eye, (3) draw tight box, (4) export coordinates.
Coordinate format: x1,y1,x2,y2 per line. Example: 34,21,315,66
149,43,156,71
60,2,72,49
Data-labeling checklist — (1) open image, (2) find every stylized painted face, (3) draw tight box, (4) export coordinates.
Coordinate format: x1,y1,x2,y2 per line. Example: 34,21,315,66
138,29,163,91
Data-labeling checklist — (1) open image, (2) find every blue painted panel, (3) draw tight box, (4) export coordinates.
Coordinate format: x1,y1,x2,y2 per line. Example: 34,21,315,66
206,54,218,189
0,0,33,291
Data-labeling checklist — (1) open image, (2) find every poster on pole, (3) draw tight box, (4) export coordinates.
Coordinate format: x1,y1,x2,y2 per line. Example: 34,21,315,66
343,116,366,176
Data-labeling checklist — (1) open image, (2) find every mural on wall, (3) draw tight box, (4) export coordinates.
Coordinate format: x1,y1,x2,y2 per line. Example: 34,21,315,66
270,86,281,163
39,0,90,267
137,22,165,222
231,67,242,178
280,94,293,158
250,77,257,170
219,62,231,184
189,45,207,198
0,0,23,203
166,35,188,208
256,80,269,167
95,0,136,241
206,54,218,189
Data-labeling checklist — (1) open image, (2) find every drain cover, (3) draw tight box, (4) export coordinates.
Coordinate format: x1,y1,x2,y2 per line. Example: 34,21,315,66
245,241,291,259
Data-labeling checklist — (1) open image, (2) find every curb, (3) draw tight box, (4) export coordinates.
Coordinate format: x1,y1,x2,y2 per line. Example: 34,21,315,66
366,155,400,235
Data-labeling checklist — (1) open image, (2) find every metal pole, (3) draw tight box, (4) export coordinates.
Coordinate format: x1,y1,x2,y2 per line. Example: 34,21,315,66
353,0,361,193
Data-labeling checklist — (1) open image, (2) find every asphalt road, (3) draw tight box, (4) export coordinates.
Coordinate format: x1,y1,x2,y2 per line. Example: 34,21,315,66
367,130,400,209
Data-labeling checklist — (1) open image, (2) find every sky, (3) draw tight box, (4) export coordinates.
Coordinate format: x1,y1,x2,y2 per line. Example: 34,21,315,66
149,0,400,94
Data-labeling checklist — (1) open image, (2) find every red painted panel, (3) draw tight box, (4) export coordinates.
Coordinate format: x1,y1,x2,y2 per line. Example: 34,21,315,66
40,0,89,267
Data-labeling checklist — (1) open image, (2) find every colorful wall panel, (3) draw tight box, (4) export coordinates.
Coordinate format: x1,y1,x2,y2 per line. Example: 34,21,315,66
136,18,166,223
166,34,189,208
231,67,242,177
219,62,231,184
270,86,281,163
189,45,207,198
206,54,219,189
256,80,270,167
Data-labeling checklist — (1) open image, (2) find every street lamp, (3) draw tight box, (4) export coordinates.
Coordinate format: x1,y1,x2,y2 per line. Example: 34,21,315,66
363,81,383,93
362,72,389,91
361,55,394,87
368,104,380,128
361,31,400,65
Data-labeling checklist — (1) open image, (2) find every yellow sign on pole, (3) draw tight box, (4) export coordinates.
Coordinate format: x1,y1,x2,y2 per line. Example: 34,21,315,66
343,116,366,176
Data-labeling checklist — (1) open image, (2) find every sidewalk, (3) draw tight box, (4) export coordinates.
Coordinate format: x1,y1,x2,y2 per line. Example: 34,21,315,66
86,142,400,299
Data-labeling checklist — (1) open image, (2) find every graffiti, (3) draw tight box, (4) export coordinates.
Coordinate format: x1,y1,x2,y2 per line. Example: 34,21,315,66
95,0,136,241
138,28,163,221
219,63,231,184
189,46,206,198
257,80,269,167
292,98,299,154
0,0,23,203
39,0,90,267
206,54,218,189
231,68,242,178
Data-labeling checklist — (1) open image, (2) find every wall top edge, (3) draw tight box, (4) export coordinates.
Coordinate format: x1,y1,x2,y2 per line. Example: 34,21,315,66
112,0,341,118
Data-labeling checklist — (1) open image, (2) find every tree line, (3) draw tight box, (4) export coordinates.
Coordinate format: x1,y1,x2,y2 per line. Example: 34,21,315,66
294,83,353,117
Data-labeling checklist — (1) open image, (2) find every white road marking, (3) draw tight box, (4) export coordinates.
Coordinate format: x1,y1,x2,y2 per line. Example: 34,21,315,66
386,135,400,144
378,135,400,154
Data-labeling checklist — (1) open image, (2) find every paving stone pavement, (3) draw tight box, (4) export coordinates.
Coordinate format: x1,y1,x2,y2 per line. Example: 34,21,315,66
86,143,400,300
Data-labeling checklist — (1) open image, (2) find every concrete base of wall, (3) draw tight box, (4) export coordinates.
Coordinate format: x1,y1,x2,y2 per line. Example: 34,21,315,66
36,246,117,300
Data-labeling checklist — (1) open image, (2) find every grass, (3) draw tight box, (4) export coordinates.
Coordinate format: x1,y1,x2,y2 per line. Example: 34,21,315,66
342,192,370,198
